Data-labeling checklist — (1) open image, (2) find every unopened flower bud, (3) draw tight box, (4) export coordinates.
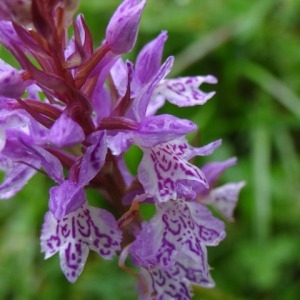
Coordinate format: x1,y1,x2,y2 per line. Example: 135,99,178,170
105,0,146,54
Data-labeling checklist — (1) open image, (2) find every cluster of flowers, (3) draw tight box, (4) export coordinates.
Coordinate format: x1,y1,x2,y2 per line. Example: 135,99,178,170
0,0,245,299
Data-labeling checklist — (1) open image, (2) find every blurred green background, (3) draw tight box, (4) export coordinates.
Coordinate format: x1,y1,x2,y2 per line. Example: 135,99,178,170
1,0,300,299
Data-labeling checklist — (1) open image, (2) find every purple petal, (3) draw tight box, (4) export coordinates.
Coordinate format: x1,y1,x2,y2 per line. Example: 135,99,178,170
49,180,86,219
145,94,165,116
41,204,122,283
187,139,222,160
201,157,237,190
203,181,246,220
110,58,129,97
156,75,217,107
0,60,26,97
135,31,168,85
23,144,64,183
49,114,85,148
116,155,134,187
187,200,226,246
105,0,146,54
0,156,39,199
107,131,133,155
132,56,174,121
135,114,197,148
0,21,32,66
78,131,107,186
0,109,29,150
91,85,112,123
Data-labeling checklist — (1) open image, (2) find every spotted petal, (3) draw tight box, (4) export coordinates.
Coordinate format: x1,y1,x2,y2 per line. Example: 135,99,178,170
130,198,225,285
138,265,192,300
203,181,246,220
41,203,122,283
155,75,217,107
138,138,220,202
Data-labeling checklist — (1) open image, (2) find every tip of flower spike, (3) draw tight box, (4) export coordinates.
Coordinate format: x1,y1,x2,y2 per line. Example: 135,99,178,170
105,0,146,54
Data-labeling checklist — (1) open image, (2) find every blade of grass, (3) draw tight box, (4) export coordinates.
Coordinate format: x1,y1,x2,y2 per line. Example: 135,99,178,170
252,124,271,241
241,61,300,118
171,0,274,76
274,126,300,200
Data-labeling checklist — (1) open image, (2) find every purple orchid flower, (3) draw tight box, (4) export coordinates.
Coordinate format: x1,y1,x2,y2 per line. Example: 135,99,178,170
0,0,244,298
129,198,225,299
41,202,122,283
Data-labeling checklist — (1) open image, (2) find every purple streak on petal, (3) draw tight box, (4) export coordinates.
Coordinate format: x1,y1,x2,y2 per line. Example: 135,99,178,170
41,204,122,282
73,14,93,58
49,113,85,147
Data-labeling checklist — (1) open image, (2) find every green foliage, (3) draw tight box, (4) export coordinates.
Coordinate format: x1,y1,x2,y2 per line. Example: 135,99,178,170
1,0,300,299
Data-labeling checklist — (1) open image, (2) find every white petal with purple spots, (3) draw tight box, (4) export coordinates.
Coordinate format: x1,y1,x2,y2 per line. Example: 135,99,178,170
138,139,211,202
41,203,122,282
155,75,217,107
130,199,225,287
